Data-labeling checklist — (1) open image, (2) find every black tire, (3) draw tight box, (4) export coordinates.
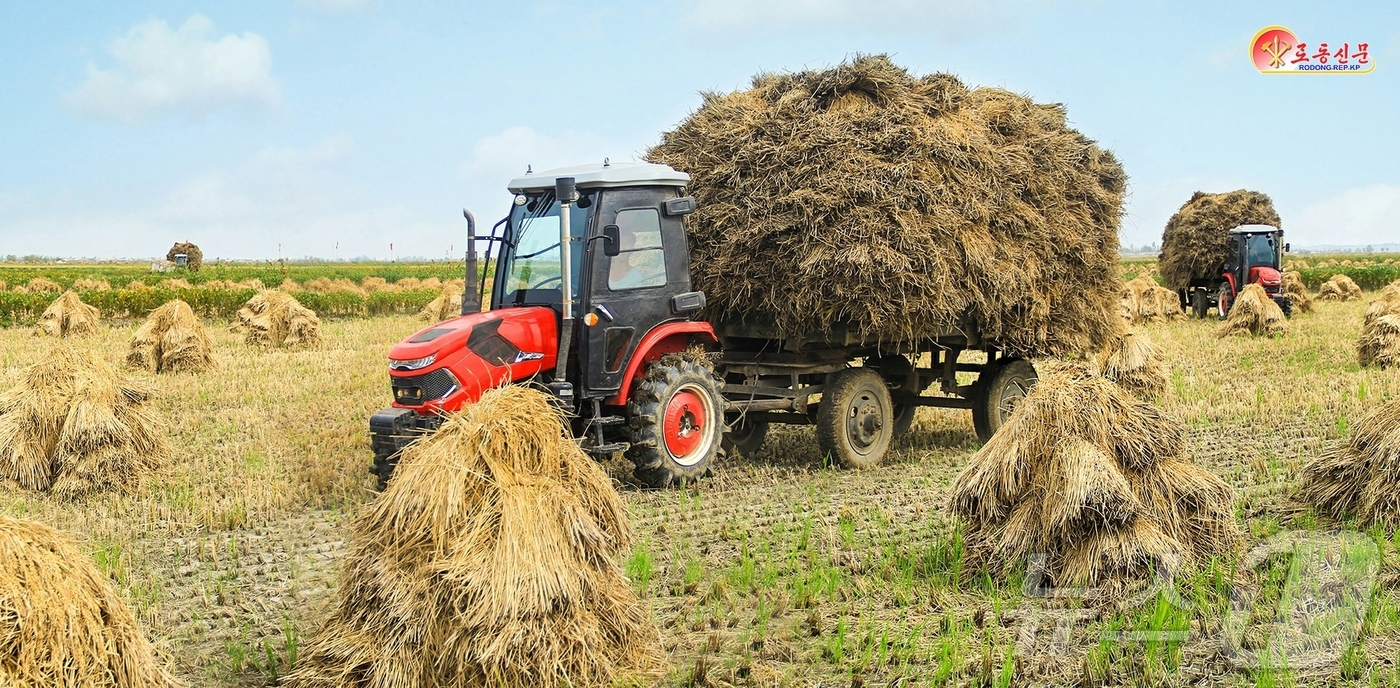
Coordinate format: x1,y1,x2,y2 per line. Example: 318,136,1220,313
1216,284,1232,320
626,353,725,488
816,368,894,469
869,355,917,438
1191,288,1209,319
971,358,1037,442
370,446,397,492
722,418,769,458
1278,296,1294,318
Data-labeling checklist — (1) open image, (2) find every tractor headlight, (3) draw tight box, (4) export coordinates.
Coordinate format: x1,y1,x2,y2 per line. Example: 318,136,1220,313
389,354,436,371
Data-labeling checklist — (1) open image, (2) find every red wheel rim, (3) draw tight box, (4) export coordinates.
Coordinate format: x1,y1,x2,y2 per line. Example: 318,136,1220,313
663,389,707,461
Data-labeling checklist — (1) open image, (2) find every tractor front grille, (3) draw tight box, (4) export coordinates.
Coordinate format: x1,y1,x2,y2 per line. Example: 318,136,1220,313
391,368,460,407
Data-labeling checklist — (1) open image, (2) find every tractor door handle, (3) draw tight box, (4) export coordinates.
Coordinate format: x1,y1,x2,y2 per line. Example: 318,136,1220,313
594,304,615,322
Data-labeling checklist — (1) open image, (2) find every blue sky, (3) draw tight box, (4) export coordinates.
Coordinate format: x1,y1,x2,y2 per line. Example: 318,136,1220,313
0,1,1396,260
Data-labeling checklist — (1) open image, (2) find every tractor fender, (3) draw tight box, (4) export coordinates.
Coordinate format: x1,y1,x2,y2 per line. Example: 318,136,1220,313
605,321,718,406
1221,272,1238,296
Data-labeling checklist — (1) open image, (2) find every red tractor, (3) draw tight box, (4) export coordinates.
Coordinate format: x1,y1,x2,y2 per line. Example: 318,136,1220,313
369,162,1038,489
1179,224,1293,319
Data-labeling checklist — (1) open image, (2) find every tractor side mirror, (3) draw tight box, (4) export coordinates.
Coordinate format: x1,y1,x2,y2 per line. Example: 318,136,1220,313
1284,243,1291,253
602,224,621,257
663,196,696,217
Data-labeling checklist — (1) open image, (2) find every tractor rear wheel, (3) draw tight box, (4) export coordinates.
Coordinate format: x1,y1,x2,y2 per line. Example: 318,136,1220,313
816,368,894,469
971,358,1037,442
626,353,725,488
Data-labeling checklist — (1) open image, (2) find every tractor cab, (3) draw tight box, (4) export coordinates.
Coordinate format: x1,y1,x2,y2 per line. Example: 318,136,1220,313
1183,224,1292,319
369,161,720,488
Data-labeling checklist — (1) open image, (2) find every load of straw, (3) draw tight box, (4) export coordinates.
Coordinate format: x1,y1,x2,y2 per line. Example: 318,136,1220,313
1359,281,1400,369
1299,396,1400,527
0,516,182,687
127,300,215,374
1281,271,1313,313
948,364,1238,590
35,291,100,338
0,348,168,498
645,55,1126,357
1121,274,1183,325
419,285,465,321
283,385,661,688
1317,274,1363,301
165,241,203,271
1099,331,1168,399
1217,284,1286,338
234,290,321,348
1158,190,1281,290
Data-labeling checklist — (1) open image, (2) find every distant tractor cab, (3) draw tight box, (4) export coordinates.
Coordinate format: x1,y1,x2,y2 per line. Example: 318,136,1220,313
1181,224,1292,319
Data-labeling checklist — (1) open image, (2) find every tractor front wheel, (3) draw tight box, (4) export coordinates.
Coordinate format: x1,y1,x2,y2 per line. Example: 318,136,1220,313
626,353,725,488
1191,288,1209,319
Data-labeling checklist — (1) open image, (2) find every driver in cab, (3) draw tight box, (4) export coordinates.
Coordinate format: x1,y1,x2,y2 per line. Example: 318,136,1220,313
608,225,667,290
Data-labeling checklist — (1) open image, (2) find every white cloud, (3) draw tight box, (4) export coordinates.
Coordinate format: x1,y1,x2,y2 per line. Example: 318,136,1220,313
1292,184,1400,247
67,15,279,124
297,0,380,14
679,0,1050,36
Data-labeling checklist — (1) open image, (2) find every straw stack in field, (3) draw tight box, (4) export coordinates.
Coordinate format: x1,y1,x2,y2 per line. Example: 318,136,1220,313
283,385,661,688
948,365,1239,590
1217,284,1286,338
1121,274,1183,325
24,278,63,294
165,241,203,271
1100,331,1168,399
419,285,465,321
234,290,321,348
1299,396,1400,526
0,348,168,498
1158,190,1280,291
127,300,215,374
1317,274,1363,301
0,516,182,687
73,278,112,292
646,54,1127,357
35,291,100,338
1358,281,1400,368
1281,271,1313,313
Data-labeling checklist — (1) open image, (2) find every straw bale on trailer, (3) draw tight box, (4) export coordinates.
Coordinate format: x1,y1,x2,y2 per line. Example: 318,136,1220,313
1158,190,1280,291
1216,284,1286,338
165,241,203,271
127,299,215,374
35,291,100,338
419,285,465,321
1317,274,1363,301
646,55,1127,357
234,290,321,348
1100,331,1167,399
948,365,1238,589
0,348,168,497
1282,271,1313,313
283,385,661,688
1299,396,1400,527
1358,281,1400,369
0,516,182,687
1121,274,1183,325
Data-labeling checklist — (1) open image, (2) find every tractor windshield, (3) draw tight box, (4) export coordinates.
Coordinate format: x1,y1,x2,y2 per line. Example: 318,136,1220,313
1244,233,1278,268
497,191,594,307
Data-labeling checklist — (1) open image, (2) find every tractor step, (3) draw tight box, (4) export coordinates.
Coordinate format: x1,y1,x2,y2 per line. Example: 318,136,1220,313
587,415,627,427
584,442,629,455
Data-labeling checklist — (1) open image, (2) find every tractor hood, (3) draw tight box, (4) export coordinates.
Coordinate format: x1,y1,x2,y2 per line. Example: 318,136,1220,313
387,307,558,413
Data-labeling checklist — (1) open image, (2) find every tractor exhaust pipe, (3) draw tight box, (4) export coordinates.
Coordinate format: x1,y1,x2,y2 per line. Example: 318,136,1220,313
554,177,577,384
461,208,479,315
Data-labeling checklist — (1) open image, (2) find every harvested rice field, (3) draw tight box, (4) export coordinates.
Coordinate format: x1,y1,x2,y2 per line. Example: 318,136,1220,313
1,291,1399,687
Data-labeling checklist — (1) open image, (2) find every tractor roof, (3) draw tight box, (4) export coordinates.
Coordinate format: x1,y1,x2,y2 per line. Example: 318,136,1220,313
1229,224,1282,234
507,161,690,194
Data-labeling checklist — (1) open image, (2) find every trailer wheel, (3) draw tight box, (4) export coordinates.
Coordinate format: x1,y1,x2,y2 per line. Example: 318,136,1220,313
722,418,768,458
626,353,725,488
971,358,1037,442
1191,288,1209,319
817,368,894,469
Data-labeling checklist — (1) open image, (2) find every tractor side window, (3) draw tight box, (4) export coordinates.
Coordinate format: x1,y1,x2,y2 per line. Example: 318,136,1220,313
608,208,667,291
